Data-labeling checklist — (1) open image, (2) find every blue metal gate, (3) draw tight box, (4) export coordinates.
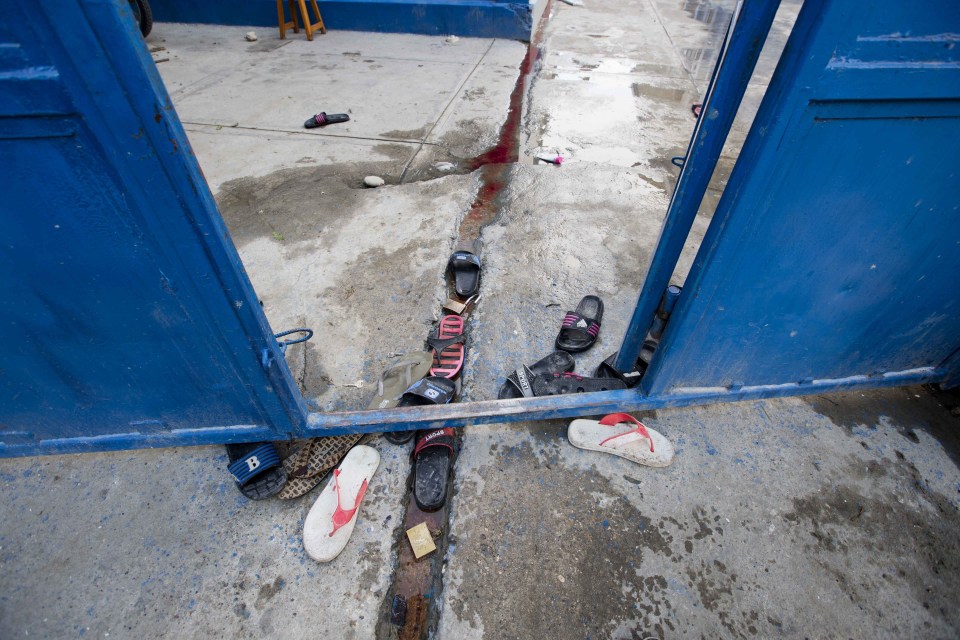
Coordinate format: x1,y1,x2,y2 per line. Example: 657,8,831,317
0,0,306,456
2,0,958,456
639,0,960,396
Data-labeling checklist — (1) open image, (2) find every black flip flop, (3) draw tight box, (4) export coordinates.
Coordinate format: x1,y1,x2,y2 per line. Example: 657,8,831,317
304,112,350,129
531,372,626,395
447,251,481,298
384,376,457,445
226,442,287,500
413,427,456,511
556,295,604,353
498,351,576,399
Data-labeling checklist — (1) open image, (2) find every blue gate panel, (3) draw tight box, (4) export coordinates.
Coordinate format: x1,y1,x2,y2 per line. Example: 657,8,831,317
0,0,305,455
150,0,533,40
643,0,960,394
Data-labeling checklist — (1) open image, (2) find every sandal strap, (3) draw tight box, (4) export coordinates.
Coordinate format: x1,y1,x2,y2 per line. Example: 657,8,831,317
286,441,317,478
426,333,466,352
414,427,455,457
400,377,456,405
314,112,327,125
505,365,536,398
228,443,281,484
448,251,481,269
377,359,421,397
329,468,369,536
597,413,654,452
561,312,600,337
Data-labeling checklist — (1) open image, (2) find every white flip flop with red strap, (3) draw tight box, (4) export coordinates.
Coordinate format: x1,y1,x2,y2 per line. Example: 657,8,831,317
567,413,674,467
303,445,380,562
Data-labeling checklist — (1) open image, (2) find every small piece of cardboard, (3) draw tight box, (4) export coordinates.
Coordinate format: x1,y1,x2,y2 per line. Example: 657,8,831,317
406,522,437,559
442,294,480,316
442,298,467,314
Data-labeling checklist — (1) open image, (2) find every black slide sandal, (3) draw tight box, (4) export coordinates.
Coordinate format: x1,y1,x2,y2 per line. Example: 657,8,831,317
594,344,657,389
304,112,350,128
226,442,287,500
556,295,604,353
384,376,457,445
531,372,626,396
498,351,576,399
447,251,481,298
413,427,456,511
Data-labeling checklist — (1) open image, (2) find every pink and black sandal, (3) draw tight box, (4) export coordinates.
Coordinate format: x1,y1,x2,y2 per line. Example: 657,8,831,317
427,314,466,378
555,295,603,353
304,112,350,128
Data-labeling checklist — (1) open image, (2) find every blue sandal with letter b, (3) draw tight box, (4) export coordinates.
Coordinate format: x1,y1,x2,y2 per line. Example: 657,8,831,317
226,442,287,500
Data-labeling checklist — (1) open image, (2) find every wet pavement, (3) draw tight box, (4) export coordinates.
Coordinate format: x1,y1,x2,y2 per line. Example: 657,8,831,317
2,2,960,639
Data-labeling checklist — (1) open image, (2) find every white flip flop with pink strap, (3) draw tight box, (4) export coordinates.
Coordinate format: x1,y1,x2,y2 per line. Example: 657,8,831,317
303,445,380,562
567,413,674,467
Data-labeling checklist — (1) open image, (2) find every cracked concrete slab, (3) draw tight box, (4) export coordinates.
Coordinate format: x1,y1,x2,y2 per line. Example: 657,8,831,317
438,388,960,639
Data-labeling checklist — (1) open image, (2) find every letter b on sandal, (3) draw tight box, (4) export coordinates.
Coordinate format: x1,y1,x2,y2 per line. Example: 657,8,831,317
245,456,261,472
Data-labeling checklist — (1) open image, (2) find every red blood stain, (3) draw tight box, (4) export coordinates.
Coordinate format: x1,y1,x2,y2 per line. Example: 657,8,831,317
457,0,554,246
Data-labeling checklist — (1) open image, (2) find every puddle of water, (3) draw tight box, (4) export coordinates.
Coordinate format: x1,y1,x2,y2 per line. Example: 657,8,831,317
632,82,690,102
573,146,645,167
593,58,636,74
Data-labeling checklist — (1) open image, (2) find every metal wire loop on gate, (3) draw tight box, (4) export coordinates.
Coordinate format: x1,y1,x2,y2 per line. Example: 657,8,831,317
273,328,314,354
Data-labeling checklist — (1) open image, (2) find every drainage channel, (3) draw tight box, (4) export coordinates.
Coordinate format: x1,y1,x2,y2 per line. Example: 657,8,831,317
456,3,552,250
375,3,555,638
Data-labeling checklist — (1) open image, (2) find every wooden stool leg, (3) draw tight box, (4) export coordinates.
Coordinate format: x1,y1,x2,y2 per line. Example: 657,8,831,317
277,0,287,39
297,0,313,40
288,0,300,32
310,0,326,34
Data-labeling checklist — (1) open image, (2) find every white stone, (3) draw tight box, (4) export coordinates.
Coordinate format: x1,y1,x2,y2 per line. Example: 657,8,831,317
363,175,385,188
245,31,258,42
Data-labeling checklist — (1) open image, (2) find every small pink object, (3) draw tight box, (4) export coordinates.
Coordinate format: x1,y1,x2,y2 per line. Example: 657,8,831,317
536,153,564,165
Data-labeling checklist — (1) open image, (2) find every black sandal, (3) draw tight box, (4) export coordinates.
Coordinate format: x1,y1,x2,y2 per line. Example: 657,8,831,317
498,351,576,399
413,427,456,511
304,112,350,128
383,376,457,445
446,251,481,298
555,295,603,353
594,343,657,389
531,372,626,395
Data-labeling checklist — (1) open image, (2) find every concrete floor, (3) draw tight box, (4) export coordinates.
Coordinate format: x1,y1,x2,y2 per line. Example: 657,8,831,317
2,1,960,639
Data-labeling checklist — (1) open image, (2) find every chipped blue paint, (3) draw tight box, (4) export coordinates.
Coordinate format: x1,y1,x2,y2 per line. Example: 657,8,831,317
703,438,718,456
